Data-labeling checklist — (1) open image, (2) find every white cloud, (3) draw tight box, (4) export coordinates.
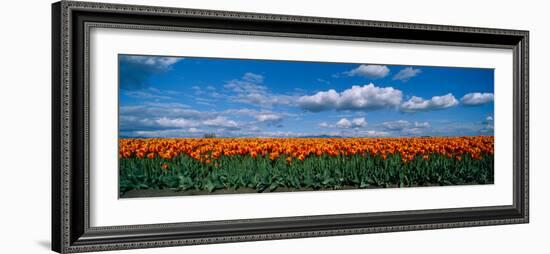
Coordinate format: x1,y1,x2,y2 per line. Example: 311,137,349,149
381,120,430,136
120,55,183,90
124,55,181,71
392,67,421,82
339,84,403,110
242,72,264,83
225,73,268,94
191,86,203,95
318,122,330,128
255,113,283,123
297,89,340,112
151,115,241,131
382,120,411,130
414,121,431,128
237,93,295,106
254,131,308,138
133,129,189,138
400,93,459,112
351,117,368,127
402,128,424,136
363,130,390,137
120,104,207,120
121,103,307,137
224,73,296,107
460,92,494,105
480,115,494,134
124,91,172,100
222,108,261,116
345,65,390,79
155,117,199,128
124,87,178,100
479,122,494,134
382,120,430,130
203,116,239,129
298,83,402,112
336,117,367,129
144,102,189,108
188,127,203,133
248,126,261,132
224,109,292,124
336,118,352,128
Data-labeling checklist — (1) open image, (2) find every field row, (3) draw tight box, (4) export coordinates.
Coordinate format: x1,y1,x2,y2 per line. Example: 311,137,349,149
119,136,494,163
119,152,494,196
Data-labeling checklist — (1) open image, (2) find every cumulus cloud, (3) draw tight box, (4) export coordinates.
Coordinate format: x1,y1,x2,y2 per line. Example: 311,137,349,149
339,85,403,110
297,89,340,112
336,118,352,128
335,117,367,129
486,116,493,121
400,93,459,112
344,65,390,79
298,83,403,112
460,92,494,105
119,55,182,90
392,67,421,82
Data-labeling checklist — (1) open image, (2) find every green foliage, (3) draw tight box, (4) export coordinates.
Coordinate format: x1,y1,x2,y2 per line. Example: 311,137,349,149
119,153,494,196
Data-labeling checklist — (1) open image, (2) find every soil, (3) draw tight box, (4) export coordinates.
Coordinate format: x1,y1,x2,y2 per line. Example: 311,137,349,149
119,182,493,199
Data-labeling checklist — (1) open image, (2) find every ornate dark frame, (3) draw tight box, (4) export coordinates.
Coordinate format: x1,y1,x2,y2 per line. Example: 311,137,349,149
51,1,529,253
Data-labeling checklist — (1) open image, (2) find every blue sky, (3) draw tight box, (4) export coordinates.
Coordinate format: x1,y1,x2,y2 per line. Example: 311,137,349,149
118,54,494,138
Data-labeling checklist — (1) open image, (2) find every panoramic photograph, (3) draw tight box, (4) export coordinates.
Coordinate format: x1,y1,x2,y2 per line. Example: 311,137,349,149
118,54,495,198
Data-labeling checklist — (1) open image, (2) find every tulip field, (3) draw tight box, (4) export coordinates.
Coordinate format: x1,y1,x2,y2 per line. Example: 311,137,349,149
119,136,494,197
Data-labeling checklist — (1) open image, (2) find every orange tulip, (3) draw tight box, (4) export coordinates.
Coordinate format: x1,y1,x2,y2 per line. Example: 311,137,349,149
118,136,493,165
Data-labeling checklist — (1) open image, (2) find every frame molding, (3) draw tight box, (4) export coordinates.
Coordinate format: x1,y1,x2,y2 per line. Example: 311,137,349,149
52,1,529,253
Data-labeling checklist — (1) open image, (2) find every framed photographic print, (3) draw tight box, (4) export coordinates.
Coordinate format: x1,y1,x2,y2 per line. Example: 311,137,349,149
52,1,529,253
